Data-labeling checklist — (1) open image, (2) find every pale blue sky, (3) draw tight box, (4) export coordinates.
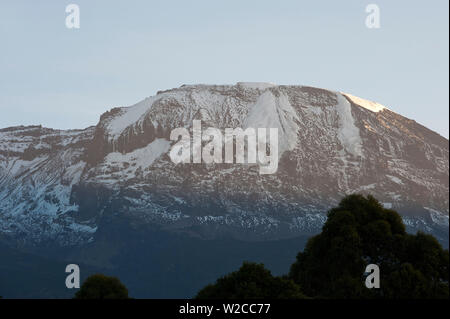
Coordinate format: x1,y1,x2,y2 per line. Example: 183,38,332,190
0,0,448,137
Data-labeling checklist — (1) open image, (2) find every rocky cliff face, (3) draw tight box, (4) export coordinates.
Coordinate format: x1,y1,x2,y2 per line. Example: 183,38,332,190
0,83,448,247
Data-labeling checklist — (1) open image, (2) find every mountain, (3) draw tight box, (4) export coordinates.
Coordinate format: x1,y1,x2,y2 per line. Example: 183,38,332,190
1,83,449,297
0,83,448,251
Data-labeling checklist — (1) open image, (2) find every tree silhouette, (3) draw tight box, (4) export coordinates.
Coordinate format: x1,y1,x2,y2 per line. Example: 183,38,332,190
196,262,306,299
74,274,129,299
289,194,449,299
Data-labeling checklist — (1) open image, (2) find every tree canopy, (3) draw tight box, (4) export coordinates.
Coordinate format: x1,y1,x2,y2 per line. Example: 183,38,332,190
74,274,129,299
196,262,306,299
289,194,449,298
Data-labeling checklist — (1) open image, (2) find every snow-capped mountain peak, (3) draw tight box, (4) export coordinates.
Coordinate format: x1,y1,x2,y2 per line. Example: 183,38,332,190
0,83,448,246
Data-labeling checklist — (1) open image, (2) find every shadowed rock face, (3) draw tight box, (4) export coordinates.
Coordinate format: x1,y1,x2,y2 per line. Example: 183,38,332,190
0,83,448,247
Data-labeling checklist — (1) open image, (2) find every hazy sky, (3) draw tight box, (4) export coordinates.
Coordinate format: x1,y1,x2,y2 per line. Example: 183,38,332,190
0,0,448,137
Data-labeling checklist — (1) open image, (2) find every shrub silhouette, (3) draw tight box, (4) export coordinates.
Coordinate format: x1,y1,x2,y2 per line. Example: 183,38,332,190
74,274,129,299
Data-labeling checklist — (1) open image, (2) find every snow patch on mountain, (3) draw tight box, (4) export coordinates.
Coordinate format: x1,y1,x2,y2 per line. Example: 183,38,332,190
386,175,403,185
99,138,170,181
106,138,170,167
335,93,363,157
106,96,161,140
342,92,388,113
424,207,449,227
237,82,277,90
244,90,299,156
